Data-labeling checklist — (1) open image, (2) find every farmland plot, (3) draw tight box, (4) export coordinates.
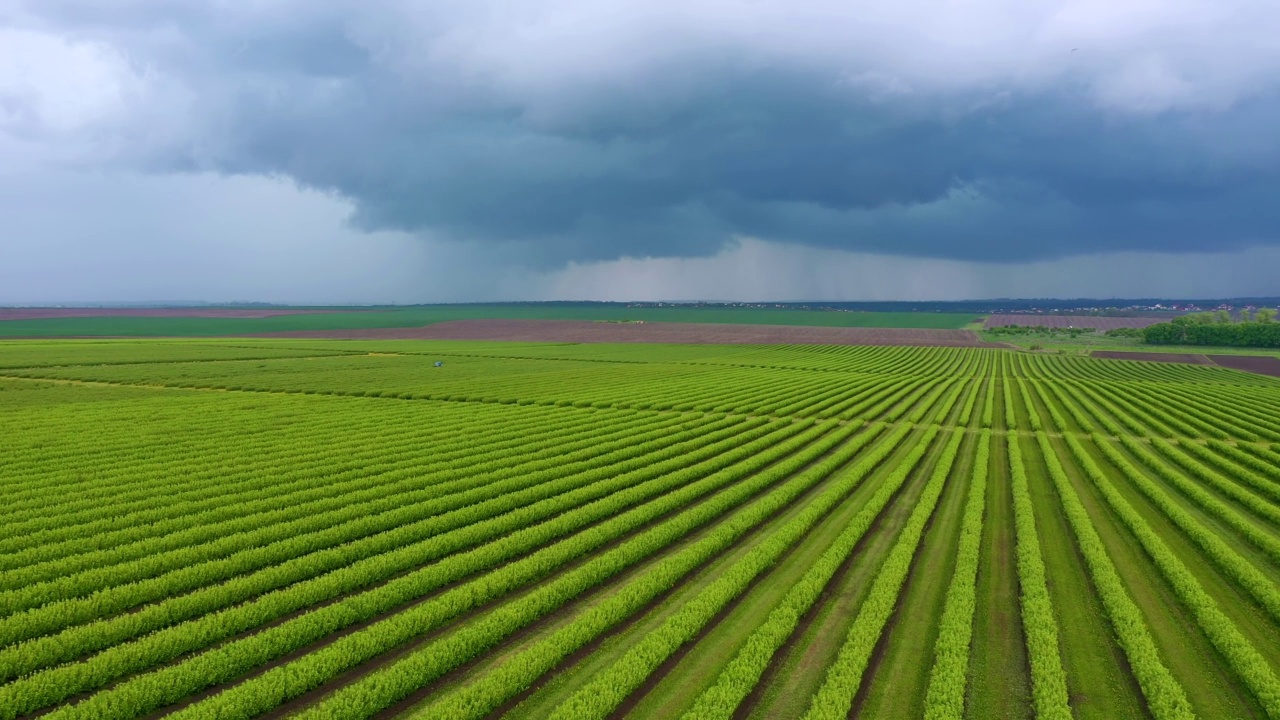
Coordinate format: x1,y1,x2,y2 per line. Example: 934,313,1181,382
1,339,1278,719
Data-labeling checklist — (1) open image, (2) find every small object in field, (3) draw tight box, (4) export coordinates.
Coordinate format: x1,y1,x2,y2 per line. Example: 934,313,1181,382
434,361,443,367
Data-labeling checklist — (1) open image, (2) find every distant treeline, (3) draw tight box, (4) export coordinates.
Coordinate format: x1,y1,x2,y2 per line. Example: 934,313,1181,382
1144,310,1280,347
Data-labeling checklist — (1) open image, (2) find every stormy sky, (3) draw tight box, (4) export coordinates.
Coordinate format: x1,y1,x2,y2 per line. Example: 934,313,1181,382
3,0,1279,303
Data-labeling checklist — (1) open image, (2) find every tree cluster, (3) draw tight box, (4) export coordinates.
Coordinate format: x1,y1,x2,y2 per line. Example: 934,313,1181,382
1143,310,1280,347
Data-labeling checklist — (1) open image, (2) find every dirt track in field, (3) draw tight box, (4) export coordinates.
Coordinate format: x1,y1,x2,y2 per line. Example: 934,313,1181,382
0,308,357,321
984,315,1177,330
247,319,1008,347
1091,351,1216,365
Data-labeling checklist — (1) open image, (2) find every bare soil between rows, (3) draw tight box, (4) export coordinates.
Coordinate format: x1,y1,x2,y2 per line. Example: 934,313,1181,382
246,319,1009,347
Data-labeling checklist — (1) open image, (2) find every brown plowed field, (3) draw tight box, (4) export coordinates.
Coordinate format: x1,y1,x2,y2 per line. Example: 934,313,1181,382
0,307,355,321
1207,354,1280,377
1091,350,1280,378
1091,351,1215,365
984,314,1177,330
250,319,1007,347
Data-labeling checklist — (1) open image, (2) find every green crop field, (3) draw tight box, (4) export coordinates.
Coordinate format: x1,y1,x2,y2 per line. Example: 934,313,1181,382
2,338,1279,720
0,305,977,337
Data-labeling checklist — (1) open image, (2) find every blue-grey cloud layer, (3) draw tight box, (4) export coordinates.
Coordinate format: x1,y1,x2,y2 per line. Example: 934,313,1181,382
8,0,1280,267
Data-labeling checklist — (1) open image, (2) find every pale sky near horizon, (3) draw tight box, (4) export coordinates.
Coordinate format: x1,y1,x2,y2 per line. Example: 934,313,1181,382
3,1,1279,303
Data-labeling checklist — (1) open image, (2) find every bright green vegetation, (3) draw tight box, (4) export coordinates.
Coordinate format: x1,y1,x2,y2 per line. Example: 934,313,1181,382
1,338,1278,719
0,305,977,337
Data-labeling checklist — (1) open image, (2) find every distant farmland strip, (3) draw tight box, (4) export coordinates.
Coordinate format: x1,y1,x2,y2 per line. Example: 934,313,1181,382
985,314,1179,329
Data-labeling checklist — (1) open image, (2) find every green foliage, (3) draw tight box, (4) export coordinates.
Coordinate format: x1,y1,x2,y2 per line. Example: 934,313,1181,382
1034,434,1194,720
1143,316,1280,347
1007,435,1073,720
987,324,1098,337
923,430,990,720
801,427,960,720
1064,435,1280,716
4,339,1279,718
670,424,938,720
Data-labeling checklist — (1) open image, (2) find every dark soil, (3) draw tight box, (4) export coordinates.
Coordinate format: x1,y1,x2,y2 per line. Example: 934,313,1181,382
1206,354,1280,378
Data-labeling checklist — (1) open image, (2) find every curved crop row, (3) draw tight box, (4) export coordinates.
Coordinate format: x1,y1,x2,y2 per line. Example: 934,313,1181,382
0,417,803,708
158,423,874,720
675,426,961,720
34,421,852,720
431,424,932,720
0,410,690,608
1116,435,1280,566
1146,438,1280,528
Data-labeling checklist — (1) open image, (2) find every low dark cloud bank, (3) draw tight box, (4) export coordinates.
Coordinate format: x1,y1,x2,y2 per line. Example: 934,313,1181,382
7,0,1280,267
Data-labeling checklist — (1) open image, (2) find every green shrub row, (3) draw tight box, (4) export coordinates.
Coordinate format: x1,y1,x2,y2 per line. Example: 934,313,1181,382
452,423,924,720
923,429,991,720
1,418,802,714
1094,437,1280,623
0,412,693,614
1007,434,1072,720
1115,435,1280,567
801,427,963,720
41,421,849,719
1064,435,1280,716
175,423,869,720
1034,434,1193,720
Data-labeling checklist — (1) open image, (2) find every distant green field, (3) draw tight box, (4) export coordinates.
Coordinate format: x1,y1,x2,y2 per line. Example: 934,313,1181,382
0,305,977,337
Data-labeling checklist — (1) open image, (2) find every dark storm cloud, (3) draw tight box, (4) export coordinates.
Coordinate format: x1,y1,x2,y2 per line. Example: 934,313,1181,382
8,0,1280,266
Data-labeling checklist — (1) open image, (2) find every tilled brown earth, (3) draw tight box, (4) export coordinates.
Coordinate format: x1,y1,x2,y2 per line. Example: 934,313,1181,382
0,307,358,321
1206,354,1280,378
249,319,1007,347
985,314,1177,330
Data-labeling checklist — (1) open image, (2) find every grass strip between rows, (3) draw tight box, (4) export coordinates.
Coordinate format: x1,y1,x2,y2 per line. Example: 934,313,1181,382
1034,433,1194,720
923,429,991,720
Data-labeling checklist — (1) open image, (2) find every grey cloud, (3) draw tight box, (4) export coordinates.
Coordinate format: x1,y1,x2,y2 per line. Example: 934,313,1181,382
6,0,1280,267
